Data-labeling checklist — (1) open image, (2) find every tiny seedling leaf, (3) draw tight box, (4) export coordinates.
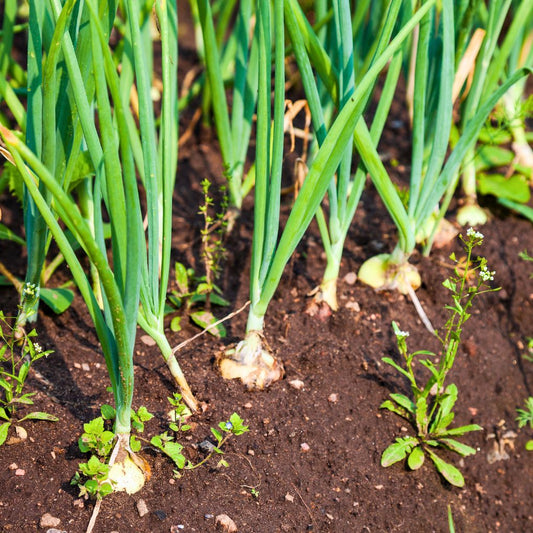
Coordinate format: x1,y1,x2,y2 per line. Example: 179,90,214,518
130,435,141,453
101,404,116,420
190,310,226,338
525,440,533,451
163,442,185,468
407,446,425,470
427,449,465,487
0,407,9,421
170,316,182,332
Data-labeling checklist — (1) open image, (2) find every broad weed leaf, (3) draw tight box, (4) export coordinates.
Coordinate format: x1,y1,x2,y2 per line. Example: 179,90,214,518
175,262,189,293
415,396,428,435
100,404,116,420
436,423,482,437
427,449,465,487
19,412,58,422
407,446,425,470
381,437,418,467
439,438,476,457
389,393,415,414
0,422,10,446
163,441,185,469
380,400,411,420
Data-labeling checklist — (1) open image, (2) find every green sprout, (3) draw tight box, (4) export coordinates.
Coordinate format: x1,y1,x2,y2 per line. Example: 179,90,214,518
0,311,57,446
381,229,498,487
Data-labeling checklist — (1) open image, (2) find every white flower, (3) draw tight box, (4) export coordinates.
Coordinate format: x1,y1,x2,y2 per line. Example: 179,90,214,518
396,330,410,338
479,265,495,282
466,227,484,240
34,343,42,353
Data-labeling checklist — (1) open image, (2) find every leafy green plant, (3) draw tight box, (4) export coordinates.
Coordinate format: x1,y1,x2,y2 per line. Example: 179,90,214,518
516,397,533,451
72,399,248,498
0,311,57,446
167,179,230,338
381,229,498,487
218,0,434,389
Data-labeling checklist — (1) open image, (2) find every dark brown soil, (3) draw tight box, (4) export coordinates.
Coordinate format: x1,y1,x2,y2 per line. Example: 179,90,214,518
1,7,532,533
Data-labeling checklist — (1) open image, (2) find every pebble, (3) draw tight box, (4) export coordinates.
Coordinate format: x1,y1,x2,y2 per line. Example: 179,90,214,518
72,499,84,509
215,514,237,532
15,469,25,476
204,514,214,520
81,363,90,372
288,379,304,390
40,514,61,528
140,335,156,346
285,493,295,503
243,402,253,409
343,272,357,285
247,449,255,456
136,499,149,517
46,529,66,533
345,300,360,312
8,463,18,470
328,393,338,403
170,526,185,532
300,442,310,452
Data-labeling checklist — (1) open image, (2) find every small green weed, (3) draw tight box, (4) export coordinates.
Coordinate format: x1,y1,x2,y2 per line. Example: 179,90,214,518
166,179,229,338
0,311,57,446
516,397,533,451
72,395,248,499
381,229,498,487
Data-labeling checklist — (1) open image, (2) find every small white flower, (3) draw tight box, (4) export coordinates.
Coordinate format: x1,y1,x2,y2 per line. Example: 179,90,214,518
22,282,37,297
34,343,42,353
466,227,484,240
479,265,495,282
396,330,410,338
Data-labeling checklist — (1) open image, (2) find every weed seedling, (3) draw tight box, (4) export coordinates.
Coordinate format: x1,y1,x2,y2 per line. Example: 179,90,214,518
0,311,57,446
381,229,498,487
73,396,248,498
516,397,533,451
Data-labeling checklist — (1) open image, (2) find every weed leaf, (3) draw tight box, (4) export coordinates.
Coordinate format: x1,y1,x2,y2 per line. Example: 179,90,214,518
427,449,465,487
381,436,418,467
407,446,425,470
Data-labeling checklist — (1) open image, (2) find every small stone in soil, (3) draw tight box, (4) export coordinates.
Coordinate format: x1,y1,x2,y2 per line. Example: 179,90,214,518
215,514,237,532
40,513,61,528
328,393,338,403
204,514,214,520
15,469,25,476
285,493,294,503
8,463,18,470
46,529,66,533
343,272,357,285
153,510,167,521
72,499,84,509
300,442,310,452
289,379,305,390
170,526,185,532
136,499,149,517
198,440,215,453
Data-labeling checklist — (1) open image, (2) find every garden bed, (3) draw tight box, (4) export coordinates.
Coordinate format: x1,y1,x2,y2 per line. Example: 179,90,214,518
0,148,532,532
0,4,532,533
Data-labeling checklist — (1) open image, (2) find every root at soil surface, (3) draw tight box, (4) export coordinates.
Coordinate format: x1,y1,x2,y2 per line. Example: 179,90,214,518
216,330,284,389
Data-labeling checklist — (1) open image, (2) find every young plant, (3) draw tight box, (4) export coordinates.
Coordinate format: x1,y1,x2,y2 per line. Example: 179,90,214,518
381,229,497,487
516,397,533,451
193,0,258,218
217,0,438,388
355,0,531,298
0,311,57,446
167,179,230,338
285,0,407,311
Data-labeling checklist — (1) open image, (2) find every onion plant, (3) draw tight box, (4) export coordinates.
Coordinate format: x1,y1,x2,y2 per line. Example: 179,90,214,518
354,0,531,301
284,0,407,311
192,0,258,219
217,0,437,387
452,0,533,225
0,0,192,493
